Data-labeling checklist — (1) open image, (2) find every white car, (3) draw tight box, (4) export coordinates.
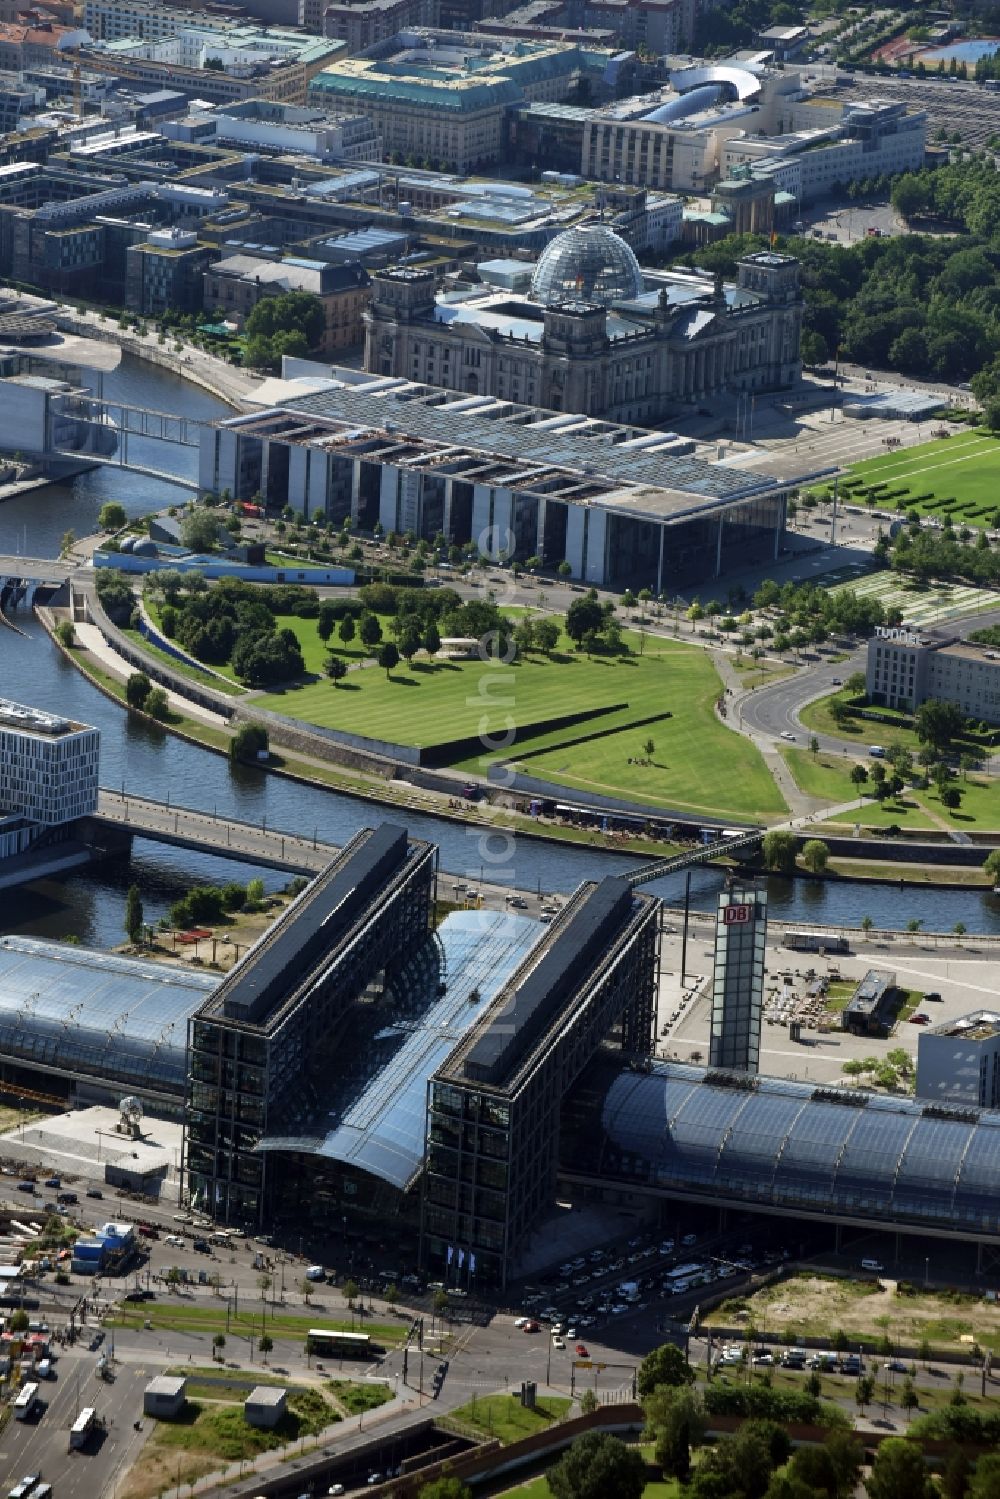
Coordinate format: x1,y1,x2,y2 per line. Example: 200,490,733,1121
551,1336,566,1349
164,1234,185,1248
514,1317,529,1328
305,1265,326,1282
780,731,795,742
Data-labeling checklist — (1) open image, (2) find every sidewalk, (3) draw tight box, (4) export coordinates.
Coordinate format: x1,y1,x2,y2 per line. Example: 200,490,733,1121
73,622,229,729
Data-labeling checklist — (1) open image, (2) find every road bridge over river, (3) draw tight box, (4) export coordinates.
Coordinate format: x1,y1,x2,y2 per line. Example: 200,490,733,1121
95,789,336,874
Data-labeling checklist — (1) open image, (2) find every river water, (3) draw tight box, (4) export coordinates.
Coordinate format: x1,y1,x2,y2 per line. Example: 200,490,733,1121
2,354,999,939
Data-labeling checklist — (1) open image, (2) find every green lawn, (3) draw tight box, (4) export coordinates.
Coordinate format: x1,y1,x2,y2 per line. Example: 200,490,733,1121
498,1443,679,1498
779,746,862,803
326,1380,394,1414
845,430,1000,526
828,776,1000,830
448,1394,571,1445
255,620,787,821
109,1300,404,1347
123,628,246,697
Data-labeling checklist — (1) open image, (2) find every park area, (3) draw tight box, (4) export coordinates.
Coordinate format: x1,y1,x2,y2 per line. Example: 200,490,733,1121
703,1273,1000,1359
841,429,1000,528
120,1368,345,1499
253,615,787,822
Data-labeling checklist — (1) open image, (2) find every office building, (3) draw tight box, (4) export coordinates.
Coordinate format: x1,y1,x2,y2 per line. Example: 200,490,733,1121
309,30,598,172
0,698,99,827
917,1012,1000,1111
323,0,439,56
363,233,803,423
200,366,796,590
709,878,766,1074
125,226,213,315
866,625,1000,726
203,254,370,354
423,877,658,1287
184,825,436,1224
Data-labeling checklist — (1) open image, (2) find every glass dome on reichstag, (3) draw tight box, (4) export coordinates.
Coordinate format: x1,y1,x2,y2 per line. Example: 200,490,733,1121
530,224,644,307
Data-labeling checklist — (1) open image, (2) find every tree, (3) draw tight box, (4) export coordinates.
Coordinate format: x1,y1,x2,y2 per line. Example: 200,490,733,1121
900,1377,918,1421
359,613,382,650
124,884,144,945
687,601,705,630
915,698,965,751
213,1333,226,1360
809,734,820,755
534,618,560,654
258,1332,273,1363
647,1386,705,1481
325,656,348,685
969,1454,1000,1499
378,641,400,677
126,671,152,709
179,507,220,552
865,1439,935,1499
861,915,874,935
514,618,535,655
548,1432,646,1499
424,620,441,657
98,501,127,531
850,764,869,788
246,877,265,905
416,1479,472,1499
762,830,797,874
230,722,268,765
60,529,76,557
399,622,422,664
337,613,356,649
984,848,1000,883
55,620,75,648
343,1279,359,1306
8,1309,29,1332
802,839,829,874
565,595,604,647
918,1337,932,1367
638,1342,694,1397
801,329,830,365
557,560,572,579
300,1278,315,1305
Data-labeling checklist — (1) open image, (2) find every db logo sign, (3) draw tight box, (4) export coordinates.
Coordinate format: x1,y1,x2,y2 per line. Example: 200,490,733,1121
723,904,752,926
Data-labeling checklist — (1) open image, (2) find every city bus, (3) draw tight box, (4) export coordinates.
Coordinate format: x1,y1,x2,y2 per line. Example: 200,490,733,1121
307,1329,371,1359
69,1406,97,1449
13,1383,39,1420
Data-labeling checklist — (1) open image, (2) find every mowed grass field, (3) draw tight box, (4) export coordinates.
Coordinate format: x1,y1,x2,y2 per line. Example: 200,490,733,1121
845,429,1000,526
827,572,999,630
254,618,787,821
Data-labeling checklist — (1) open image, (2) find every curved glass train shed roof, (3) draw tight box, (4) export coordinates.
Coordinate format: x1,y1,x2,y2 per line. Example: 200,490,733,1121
600,1063,1000,1236
257,909,544,1190
0,937,217,1096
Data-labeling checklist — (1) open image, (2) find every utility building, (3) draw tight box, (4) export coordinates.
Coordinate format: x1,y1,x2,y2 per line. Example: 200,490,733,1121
709,879,766,1075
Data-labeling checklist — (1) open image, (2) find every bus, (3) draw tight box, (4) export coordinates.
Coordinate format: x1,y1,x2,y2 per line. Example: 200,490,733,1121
69,1406,97,1449
13,1383,39,1420
307,1329,371,1360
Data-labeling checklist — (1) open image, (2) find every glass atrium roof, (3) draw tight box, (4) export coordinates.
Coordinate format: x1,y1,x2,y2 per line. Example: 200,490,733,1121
257,910,544,1190
530,224,643,307
601,1062,1000,1234
0,937,216,1095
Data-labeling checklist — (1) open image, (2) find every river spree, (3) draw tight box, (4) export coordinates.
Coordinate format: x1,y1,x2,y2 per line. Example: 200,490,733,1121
2,356,999,939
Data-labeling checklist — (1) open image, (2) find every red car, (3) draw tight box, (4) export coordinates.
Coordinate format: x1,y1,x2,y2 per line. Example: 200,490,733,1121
909,1014,930,1025
523,1320,540,1333
575,1343,589,1357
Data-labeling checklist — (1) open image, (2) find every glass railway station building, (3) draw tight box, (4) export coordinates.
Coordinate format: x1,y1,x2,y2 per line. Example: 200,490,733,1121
199,367,794,591
4,826,1000,1278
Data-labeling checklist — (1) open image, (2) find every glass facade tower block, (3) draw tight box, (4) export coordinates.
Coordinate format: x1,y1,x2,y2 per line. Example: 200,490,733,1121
709,879,767,1074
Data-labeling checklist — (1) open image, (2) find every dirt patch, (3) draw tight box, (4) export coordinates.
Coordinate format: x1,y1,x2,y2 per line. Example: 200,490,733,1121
707,1273,999,1353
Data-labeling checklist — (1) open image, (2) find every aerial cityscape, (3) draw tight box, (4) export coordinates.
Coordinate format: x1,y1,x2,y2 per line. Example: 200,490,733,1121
1,0,1000,1495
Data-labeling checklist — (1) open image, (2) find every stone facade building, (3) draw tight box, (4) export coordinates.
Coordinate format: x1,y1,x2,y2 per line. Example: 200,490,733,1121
364,227,802,423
